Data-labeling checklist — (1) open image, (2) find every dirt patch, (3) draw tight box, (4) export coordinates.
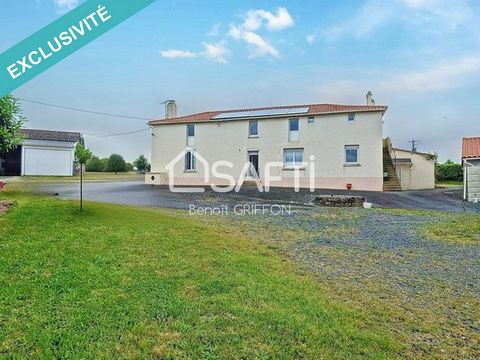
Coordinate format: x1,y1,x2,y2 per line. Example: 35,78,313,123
0,200,14,215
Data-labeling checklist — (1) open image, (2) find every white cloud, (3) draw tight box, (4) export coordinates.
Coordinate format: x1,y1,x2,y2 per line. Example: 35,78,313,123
403,0,436,8
319,0,475,41
229,26,279,59
228,7,293,59
322,1,395,41
206,23,221,37
306,34,316,44
160,49,197,59
380,56,480,93
242,7,294,31
54,0,80,12
313,56,480,101
161,7,293,63
202,41,229,63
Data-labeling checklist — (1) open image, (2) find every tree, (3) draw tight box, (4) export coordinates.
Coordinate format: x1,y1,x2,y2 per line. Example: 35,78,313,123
99,158,109,172
0,95,25,154
134,155,150,173
125,162,134,172
74,143,92,211
106,154,126,173
85,156,104,172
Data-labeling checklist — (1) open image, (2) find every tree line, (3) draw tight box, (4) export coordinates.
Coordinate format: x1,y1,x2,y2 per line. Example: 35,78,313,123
85,154,150,173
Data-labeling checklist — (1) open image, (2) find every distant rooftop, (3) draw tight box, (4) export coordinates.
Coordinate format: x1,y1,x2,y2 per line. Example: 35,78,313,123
149,103,388,125
462,137,480,159
21,129,82,143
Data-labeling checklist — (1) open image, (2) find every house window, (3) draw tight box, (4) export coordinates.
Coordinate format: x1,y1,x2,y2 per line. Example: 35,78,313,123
289,119,299,141
249,120,258,137
185,150,196,171
348,113,356,122
187,124,195,146
308,116,315,124
283,148,304,168
345,145,359,164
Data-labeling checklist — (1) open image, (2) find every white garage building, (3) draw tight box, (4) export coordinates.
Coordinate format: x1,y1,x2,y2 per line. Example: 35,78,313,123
0,129,82,176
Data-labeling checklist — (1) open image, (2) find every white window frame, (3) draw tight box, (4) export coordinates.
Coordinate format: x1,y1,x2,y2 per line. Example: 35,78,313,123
289,118,299,141
348,113,356,122
185,150,196,172
187,124,195,146
249,120,258,138
345,145,359,164
283,148,304,169
308,116,315,124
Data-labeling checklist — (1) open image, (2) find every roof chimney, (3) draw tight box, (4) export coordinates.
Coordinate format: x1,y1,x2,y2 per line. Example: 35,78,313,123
165,100,177,119
366,91,375,105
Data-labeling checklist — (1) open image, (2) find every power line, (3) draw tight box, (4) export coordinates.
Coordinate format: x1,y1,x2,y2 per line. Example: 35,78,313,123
19,98,152,121
83,128,150,138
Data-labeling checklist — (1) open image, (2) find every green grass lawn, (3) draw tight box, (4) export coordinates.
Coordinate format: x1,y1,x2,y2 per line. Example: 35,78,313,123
436,180,463,187
424,213,480,243
0,191,397,359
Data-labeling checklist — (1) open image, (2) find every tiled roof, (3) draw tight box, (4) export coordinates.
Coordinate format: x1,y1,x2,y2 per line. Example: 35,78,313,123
149,103,388,125
462,137,480,159
21,129,82,143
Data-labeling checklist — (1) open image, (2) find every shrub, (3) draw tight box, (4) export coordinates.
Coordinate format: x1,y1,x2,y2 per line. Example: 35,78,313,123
436,160,463,182
85,156,104,172
106,154,126,173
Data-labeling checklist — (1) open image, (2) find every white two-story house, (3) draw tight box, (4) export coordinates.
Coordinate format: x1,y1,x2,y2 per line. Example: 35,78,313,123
146,93,389,191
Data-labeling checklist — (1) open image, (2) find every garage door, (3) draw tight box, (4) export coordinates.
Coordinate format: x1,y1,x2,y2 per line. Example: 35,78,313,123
467,166,480,201
23,147,73,176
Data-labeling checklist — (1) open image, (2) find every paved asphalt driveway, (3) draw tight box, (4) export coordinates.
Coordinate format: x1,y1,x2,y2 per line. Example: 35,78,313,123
31,181,479,213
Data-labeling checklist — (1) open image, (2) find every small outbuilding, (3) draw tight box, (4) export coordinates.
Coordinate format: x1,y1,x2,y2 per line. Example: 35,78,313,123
383,138,436,191
393,148,436,190
462,137,480,202
0,129,82,176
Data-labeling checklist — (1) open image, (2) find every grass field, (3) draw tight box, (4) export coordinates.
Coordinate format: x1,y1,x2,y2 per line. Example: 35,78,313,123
0,190,397,359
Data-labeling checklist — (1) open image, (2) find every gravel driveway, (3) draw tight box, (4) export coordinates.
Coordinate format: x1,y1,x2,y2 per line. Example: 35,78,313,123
31,181,479,213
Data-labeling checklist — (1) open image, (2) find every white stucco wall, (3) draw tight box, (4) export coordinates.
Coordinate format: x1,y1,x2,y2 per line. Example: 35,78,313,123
148,111,384,191
394,149,435,190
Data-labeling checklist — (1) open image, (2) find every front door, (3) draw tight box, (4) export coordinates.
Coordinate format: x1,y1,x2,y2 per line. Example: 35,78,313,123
247,151,259,177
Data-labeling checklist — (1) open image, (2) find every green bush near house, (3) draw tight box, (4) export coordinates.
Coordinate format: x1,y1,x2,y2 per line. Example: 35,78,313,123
436,160,463,182
85,155,105,172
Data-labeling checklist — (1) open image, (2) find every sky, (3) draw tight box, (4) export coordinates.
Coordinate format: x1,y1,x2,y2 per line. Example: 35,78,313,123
1,0,480,162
